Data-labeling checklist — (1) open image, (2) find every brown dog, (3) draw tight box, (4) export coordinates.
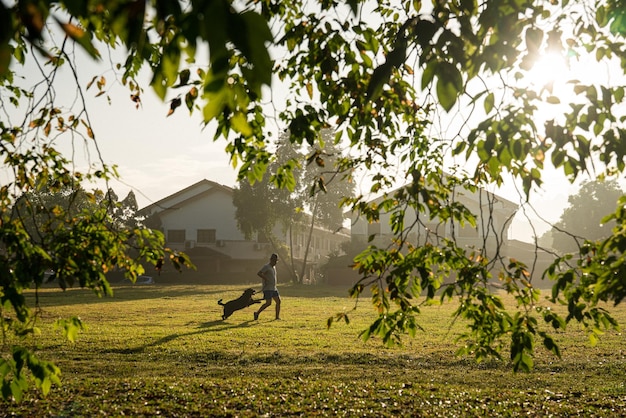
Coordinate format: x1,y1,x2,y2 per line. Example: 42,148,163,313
218,288,261,320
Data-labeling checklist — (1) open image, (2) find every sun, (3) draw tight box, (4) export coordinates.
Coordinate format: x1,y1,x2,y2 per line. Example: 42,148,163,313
522,47,622,97
518,49,607,121
525,52,571,91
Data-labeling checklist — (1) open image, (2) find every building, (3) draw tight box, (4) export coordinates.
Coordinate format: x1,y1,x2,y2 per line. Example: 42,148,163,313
139,179,350,283
335,181,554,286
351,184,518,254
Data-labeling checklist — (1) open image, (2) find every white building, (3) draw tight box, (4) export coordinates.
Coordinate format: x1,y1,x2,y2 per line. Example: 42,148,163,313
340,182,554,286
139,179,349,283
351,185,518,255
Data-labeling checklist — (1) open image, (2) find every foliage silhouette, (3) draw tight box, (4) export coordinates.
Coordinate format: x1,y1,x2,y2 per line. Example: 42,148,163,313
2,0,626,399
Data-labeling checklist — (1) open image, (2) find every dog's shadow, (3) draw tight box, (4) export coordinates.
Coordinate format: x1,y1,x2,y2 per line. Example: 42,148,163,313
108,318,256,355
197,319,255,329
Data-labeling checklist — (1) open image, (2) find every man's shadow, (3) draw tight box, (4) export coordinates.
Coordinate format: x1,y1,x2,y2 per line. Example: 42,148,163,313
197,319,255,329
109,319,256,354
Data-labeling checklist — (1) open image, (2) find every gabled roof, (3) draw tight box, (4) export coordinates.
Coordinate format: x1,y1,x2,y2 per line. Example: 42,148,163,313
357,176,518,211
140,179,233,214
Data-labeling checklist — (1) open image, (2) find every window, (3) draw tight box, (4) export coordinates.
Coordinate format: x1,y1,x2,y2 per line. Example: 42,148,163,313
168,229,186,243
197,229,216,243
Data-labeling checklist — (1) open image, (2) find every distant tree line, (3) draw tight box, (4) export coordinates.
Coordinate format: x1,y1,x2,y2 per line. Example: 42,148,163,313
540,180,624,254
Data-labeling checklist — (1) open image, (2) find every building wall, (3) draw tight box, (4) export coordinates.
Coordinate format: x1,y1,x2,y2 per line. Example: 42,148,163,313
288,224,347,261
350,187,516,257
140,179,350,283
159,188,245,247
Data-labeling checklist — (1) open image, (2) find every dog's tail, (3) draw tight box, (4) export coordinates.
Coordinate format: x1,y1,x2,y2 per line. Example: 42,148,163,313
217,299,224,306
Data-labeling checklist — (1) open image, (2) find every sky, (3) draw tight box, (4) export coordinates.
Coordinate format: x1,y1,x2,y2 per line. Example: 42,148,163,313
12,58,579,244
6,44,241,207
4,15,624,245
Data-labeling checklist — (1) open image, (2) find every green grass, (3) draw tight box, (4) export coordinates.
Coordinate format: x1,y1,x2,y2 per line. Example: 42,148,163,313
2,283,626,417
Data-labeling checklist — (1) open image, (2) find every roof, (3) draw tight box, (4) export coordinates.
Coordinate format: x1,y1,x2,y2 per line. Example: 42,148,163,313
356,177,519,211
140,179,233,213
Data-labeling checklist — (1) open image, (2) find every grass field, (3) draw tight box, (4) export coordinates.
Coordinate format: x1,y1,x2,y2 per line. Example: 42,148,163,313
2,282,626,417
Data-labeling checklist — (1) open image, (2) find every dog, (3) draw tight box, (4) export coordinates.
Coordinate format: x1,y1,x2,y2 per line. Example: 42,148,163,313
218,288,261,320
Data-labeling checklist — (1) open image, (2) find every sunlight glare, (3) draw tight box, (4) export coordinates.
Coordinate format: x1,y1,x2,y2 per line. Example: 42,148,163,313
526,52,571,91
518,49,603,122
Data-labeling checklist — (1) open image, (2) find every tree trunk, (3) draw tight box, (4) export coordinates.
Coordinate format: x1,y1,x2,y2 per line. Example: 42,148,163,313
299,199,318,283
267,234,298,283
287,224,302,284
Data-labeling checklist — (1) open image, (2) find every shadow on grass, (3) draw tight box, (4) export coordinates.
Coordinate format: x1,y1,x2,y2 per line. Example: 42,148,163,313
108,319,257,354
198,319,256,329
278,284,352,298
29,283,354,308
28,285,227,307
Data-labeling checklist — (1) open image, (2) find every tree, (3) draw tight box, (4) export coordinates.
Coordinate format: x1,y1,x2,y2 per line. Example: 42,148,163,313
234,130,354,283
233,151,300,282
547,180,624,254
1,0,195,396
296,130,355,282
303,129,355,233
2,176,191,399
233,136,304,282
3,1,626,397
113,189,141,229
12,183,151,285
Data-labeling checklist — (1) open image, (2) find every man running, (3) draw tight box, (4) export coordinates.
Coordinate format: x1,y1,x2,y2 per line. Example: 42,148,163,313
254,253,281,321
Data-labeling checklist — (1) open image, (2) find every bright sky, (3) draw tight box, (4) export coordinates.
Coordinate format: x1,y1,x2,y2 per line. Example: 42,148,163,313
4,16,625,245
7,44,241,207
467,48,622,242
85,82,241,205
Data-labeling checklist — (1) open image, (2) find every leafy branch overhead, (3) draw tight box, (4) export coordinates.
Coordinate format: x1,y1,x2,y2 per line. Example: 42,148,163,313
3,0,626,401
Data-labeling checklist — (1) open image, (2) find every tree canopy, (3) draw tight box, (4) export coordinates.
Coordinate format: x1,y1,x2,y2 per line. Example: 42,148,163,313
3,0,626,398
233,129,354,283
233,136,303,282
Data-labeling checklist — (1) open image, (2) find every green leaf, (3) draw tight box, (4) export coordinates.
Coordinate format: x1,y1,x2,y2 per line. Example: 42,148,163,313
0,1,13,77
202,89,227,121
525,27,544,53
437,77,458,111
541,334,561,357
177,69,191,86
500,144,513,167
609,11,626,35
436,62,462,111
161,46,181,90
484,92,495,114
421,61,437,90
229,11,273,90
359,50,373,68
596,5,608,26
151,71,167,100
367,62,392,100
231,112,252,137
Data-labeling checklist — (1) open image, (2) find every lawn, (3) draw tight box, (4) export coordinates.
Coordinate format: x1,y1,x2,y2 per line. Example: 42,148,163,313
2,282,626,417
